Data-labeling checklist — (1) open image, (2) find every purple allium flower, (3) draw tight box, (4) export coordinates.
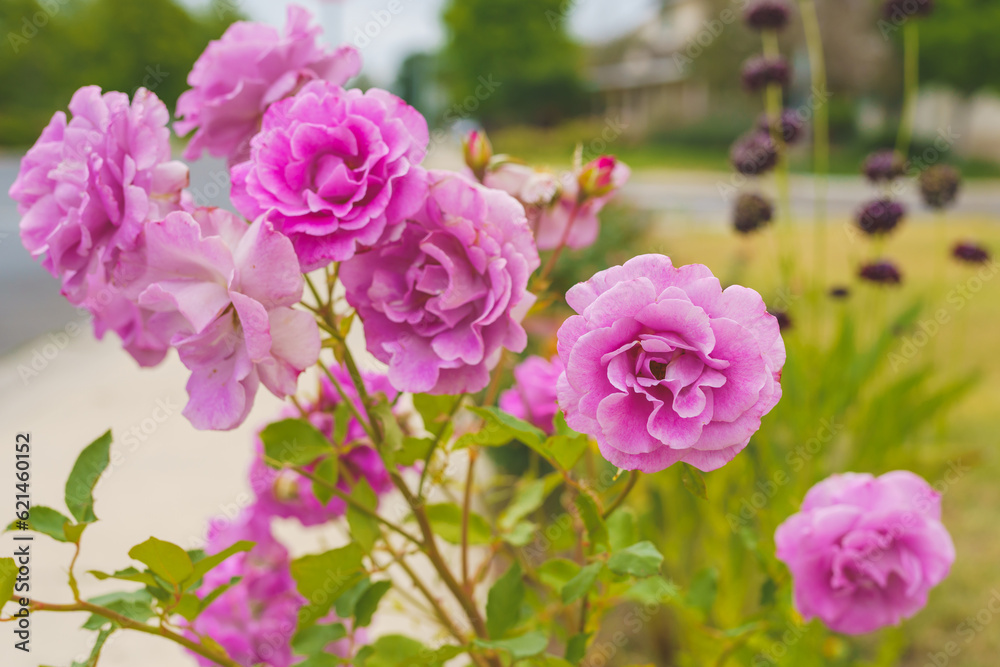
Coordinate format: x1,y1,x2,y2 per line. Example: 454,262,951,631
231,81,429,270
341,170,540,395
919,165,961,209
856,199,906,236
186,506,304,667
124,208,320,430
9,86,188,344
771,310,793,331
741,56,791,93
499,355,565,434
829,286,851,300
251,366,397,526
733,192,774,234
883,0,934,20
859,260,903,286
556,254,785,473
175,5,361,162
756,110,805,145
862,149,906,183
775,471,955,635
743,0,792,31
731,132,779,176
952,241,991,265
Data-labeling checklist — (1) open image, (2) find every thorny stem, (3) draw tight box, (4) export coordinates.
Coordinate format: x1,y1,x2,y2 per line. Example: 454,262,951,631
537,202,582,283
284,461,424,548
462,448,479,591
602,469,640,519
417,394,466,499
18,598,241,667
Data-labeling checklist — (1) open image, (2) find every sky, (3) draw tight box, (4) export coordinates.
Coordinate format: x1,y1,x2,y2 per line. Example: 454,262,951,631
181,0,658,85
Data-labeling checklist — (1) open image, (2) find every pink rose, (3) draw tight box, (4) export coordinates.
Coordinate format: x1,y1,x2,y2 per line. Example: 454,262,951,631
557,254,784,472
124,208,320,430
775,471,955,635
486,157,629,251
499,355,565,434
341,170,540,395
250,366,397,526
231,81,429,270
175,5,361,162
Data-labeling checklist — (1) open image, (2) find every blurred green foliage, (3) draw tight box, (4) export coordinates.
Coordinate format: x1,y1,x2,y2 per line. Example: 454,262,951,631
0,0,239,146
919,0,1000,94
440,0,587,127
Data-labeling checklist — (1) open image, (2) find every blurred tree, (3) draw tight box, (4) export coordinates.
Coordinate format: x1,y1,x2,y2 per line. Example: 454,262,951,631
918,0,1000,94
440,0,586,128
0,0,239,146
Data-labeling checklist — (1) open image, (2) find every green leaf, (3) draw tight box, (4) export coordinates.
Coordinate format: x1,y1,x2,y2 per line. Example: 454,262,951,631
173,594,202,622
335,577,371,618
486,562,525,639
574,491,608,548
541,433,590,471
184,540,254,590
624,576,679,605
561,562,603,604
397,436,435,468
607,541,664,578
357,635,428,667
455,406,545,450
128,537,194,589
686,566,719,615
475,631,548,660
293,623,347,657
63,522,88,543
198,576,242,611
403,644,467,666
565,632,591,664
346,480,380,552
72,627,115,667
423,503,492,545
89,567,159,588
681,463,707,501
607,508,637,552
370,402,404,464
503,521,537,547
291,543,366,628
311,456,339,506
5,505,74,542
82,590,155,630
332,402,352,446
499,479,546,531
354,580,392,628
261,419,332,467
65,430,112,523
0,558,17,605
414,394,459,437
536,558,580,592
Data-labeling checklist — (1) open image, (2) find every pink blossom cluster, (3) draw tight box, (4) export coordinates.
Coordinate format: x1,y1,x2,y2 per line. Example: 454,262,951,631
249,365,397,526
186,506,353,667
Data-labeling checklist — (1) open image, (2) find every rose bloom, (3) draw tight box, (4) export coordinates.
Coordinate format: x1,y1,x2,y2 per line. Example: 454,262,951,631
231,80,429,270
123,208,320,430
341,170,540,394
775,471,955,635
556,254,784,472
486,157,630,252
175,5,361,162
499,355,565,434
10,86,188,363
251,366,397,526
